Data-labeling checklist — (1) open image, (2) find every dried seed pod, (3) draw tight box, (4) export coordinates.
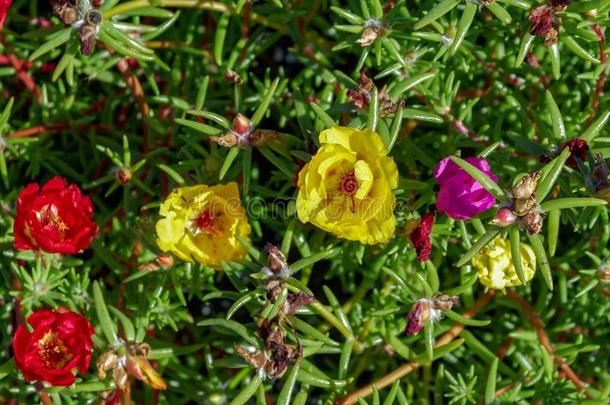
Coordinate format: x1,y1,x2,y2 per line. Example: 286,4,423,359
224,69,243,85
209,133,238,148
78,24,97,55
432,294,460,312
513,196,538,217
520,211,544,235
593,153,610,181
598,263,610,283
512,171,541,199
356,26,379,47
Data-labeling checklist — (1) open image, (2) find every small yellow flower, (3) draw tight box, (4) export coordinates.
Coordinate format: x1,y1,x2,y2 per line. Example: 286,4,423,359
155,182,251,269
472,237,536,289
296,126,398,244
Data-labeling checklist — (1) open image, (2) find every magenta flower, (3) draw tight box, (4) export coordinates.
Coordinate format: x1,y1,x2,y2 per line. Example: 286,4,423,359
433,157,498,220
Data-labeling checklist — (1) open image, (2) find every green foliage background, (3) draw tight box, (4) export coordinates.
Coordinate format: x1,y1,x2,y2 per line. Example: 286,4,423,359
1,0,610,403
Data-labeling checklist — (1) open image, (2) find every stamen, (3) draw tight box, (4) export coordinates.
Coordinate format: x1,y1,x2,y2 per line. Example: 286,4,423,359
189,210,219,236
38,331,72,369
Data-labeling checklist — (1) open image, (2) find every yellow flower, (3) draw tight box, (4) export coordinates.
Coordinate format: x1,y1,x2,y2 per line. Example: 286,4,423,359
155,182,251,269
296,126,398,244
472,237,536,289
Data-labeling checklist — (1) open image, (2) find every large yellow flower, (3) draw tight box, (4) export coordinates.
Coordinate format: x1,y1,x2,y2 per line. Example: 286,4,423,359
296,126,398,244
472,237,536,289
155,182,251,269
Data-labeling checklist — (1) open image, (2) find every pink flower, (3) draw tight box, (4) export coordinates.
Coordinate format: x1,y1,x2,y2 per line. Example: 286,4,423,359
0,0,12,29
434,157,498,220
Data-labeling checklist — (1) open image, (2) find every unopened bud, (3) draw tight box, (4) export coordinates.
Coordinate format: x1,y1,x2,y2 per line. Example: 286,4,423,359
232,113,251,135
491,207,517,227
157,254,174,269
116,167,132,184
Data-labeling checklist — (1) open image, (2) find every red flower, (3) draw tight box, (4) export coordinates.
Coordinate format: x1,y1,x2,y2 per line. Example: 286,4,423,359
14,177,98,254
563,137,589,169
13,310,94,386
409,212,435,262
0,0,12,29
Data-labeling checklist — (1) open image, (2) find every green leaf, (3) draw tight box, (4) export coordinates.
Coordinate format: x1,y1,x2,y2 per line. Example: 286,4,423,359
547,209,560,257
516,33,535,68
389,72,436,101
540,198,607,212
444,310,491,326
157,163,185,185
563,35,600,64
549,43,560,80
29,28,72,61
197,318,259,346
93,281,118,345
229,375,262,405
367,87,379,131
214,14,230,66
581,110,610,142
290,248,341,273
527,234,553,291
536,148,570,202
456,227,501,267
277,361,301,405
251,77,280,125
485,2,511,24
450,3,477,55
219,147,240,180
414,0,461,30
449,156,505,199
484,357,499,404
510,225,527,286
545,90,565,141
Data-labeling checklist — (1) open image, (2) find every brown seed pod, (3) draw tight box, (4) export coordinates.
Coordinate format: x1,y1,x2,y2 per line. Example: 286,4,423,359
520,211,544,235
512,171,541,199
513,196,538,217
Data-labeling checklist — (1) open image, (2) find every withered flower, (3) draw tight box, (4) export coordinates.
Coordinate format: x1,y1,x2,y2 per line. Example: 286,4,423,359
405,295,459,336
263,243,290,280
512,171,541,200
529,5,559,46
51,1,103,55
598,262,610,283
210,114,278,149
346,71,404,116
493,171,544,235
224,69,243,85
97,342,167,391
356,19,387,46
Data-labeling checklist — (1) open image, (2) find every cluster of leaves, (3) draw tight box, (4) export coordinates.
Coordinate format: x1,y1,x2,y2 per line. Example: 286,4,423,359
1,0,610,404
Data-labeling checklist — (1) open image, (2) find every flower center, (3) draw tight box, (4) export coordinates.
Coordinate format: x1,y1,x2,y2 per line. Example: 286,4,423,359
190,210,219,236
338,171,359,196
38,331,73,369
37,204,68,232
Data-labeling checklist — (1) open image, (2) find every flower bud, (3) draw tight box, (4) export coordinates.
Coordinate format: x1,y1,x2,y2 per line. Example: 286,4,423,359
232,113,251,135
157,254,174,269
116,167,132,185
490,207,517,227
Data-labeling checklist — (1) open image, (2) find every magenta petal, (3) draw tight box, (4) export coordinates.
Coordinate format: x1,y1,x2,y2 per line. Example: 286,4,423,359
434,156,498,220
